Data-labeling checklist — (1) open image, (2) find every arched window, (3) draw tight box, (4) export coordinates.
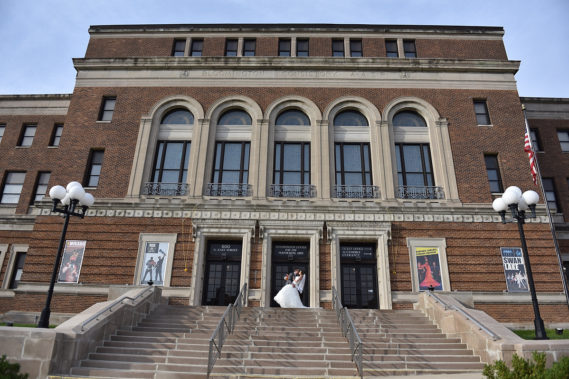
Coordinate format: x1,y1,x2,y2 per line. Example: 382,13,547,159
393,111,427,127
333,110,369,127
275,109,310,126
218,110,252,126
161,109,194,124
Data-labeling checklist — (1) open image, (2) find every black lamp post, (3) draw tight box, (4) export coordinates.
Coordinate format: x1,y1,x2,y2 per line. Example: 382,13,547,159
492,186,548,340
37,182,94,328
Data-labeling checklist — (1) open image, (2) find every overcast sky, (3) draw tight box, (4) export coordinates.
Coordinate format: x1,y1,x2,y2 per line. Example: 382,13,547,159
0,0,567,98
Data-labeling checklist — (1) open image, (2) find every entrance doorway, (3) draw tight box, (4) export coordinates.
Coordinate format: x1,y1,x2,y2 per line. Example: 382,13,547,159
340,244,378,309
270,242,309,307
202,241,242,306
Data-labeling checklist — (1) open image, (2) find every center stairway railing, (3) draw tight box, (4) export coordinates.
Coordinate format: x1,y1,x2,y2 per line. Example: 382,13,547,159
332,287,363,378
207,283,248,377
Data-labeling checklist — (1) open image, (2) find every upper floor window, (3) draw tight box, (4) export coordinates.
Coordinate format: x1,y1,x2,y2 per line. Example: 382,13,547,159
403,40,416,58
218,110,252,126
161,109,194,124
385,40,398,57
334,143,375,198
152,141,190,184
85,150,104,187
473,100,491,125
212,142,250,185
333,110,368,127
1,172,26,204
8,252,26,289
243,39,256,56
542,178,559,212
274,142,310,186
32,172,51,204
275,110,310,126
484,154,503,193
18,124,36,147
172,39,186,56
557,130,569,152
393,111,427,127
279,39,291,56
98,97,116,122
332,39,344,57
50,124,63,147
396,143,434,190
296,38,309,57
529,128,542,151
190,39,203,56
0,124,5,144
225,39,238,56
350,39,362,57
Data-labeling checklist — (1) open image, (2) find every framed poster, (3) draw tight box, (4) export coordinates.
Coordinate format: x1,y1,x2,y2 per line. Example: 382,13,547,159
415,247,443,291
57,240,86,283
501,247,529,292
139,242,169,286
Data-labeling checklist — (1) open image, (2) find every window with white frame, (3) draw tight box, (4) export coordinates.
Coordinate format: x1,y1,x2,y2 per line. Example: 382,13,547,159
1,172,26,204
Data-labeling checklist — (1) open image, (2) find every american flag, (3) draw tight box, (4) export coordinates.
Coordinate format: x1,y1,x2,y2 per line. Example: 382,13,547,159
524,131,538,185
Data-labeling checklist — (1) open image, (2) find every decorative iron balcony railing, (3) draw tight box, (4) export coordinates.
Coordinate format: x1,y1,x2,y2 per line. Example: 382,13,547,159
207,183,251,197
143,182,188,196
333,185,379,199
269,184,316,198
397,185,445,199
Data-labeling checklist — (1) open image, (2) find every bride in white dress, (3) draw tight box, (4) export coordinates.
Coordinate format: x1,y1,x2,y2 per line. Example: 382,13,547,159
274,271,307,308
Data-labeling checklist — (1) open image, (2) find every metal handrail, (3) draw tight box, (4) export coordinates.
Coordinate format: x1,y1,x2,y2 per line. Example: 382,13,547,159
207,283,248,377
331,287,363,378
80,286,155,331
426,291,500,341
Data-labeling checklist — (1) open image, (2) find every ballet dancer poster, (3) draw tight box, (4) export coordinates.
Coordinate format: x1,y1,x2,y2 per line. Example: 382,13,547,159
415,247,443,291
501,247,529,292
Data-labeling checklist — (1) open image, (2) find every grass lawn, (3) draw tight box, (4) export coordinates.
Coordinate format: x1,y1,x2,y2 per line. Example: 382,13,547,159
514,328,569,340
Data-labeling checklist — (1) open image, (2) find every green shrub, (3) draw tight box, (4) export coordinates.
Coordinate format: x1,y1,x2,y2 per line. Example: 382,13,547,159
483,351,569,379
0,355,28,379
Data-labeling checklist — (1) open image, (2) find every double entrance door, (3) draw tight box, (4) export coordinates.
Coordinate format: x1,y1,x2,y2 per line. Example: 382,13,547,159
270,242,310,307
340,244,378,309
202,241,242,306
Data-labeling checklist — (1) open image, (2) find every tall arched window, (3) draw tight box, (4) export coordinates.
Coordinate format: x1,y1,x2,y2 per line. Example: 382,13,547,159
275,109,310,126
218,110,252,126
161,108,194,124
333,110,368,127
393,111,426,127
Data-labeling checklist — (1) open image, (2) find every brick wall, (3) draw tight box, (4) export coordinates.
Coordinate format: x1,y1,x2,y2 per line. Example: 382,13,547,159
85,37,174,58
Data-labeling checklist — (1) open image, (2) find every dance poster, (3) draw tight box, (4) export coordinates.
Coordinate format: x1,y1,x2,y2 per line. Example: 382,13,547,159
139,242,169,286
501,247,529,292
57,240,86,283
415,247,443,291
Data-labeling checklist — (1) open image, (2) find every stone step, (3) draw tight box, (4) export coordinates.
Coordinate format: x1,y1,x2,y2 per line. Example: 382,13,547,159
363,361,486,370
70,366,155,378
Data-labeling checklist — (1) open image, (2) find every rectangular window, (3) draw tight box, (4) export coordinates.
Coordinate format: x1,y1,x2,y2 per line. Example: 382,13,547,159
190,39,203,56
484,154,503,193
50,124,63,147
557,130,569,152
296,38,309,57
396,144,435,198
172,39,186,56
474,100,491,125
225,39,238,56
335,143,372,186
32,172,51,204
332,39,344,57
1,172,26,204
529,128,541,151
274,142,310,185
385,39,398,57
152,141,191,183
350,39,362,57
212,142,250,184
85,150,104,187
279,38,291,56
242,39,256,56
9,252,26,289
98,97,116,121
403,40,416,58
0,124,5,144
18,124,36,147
542,178,559,212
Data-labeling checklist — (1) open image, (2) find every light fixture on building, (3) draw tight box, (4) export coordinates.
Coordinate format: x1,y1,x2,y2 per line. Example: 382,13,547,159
492,186,548,340
37,182,95,328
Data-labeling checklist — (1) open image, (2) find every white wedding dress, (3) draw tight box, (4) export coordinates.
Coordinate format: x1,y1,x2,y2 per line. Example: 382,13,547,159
274,275,307,308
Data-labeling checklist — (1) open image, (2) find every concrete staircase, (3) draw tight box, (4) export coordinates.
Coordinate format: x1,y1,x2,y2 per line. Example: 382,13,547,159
210,307,359,377
350,309,485,377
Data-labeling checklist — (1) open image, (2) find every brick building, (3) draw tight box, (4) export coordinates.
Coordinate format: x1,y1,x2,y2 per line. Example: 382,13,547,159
1,24,567,325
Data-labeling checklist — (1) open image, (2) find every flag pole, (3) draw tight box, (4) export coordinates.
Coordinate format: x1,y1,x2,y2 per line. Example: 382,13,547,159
522,103,569,311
